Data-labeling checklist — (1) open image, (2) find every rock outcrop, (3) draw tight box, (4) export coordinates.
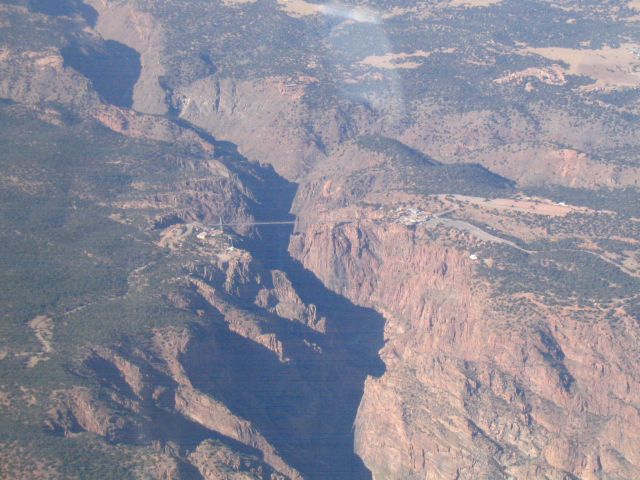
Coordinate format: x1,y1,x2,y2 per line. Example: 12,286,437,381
290,213,640,479
4,1,640,479
45,387,143,443
175,387,300,479
189,439,289,480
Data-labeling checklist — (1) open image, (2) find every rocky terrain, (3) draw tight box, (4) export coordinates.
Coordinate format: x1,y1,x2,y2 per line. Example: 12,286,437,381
1,0,640,479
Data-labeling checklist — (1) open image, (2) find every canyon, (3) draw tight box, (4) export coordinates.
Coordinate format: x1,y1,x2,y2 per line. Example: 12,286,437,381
1,0,640,479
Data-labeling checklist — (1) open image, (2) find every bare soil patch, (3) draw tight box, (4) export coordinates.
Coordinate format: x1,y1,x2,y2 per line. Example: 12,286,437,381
524,44,640,90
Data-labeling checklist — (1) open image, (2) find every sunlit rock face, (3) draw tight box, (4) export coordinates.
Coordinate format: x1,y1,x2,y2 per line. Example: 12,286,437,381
1,0,640,478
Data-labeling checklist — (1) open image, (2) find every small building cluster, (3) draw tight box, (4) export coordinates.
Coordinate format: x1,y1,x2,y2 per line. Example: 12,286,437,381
396,207,431,226
196,228,224,241
194,227,236,251
628,46,640,60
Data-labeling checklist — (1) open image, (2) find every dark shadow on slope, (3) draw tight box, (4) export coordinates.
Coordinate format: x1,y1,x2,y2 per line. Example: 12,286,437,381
79,346,274,472
180,147,385,479
184,296,383,479
61,40,140,108
28,0,98,26
216,142,385,375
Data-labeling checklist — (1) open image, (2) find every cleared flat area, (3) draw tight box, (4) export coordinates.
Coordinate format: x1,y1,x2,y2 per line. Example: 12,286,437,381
449,0,502,6
443,194,593,216
359,51,432,69
277,0,321,17
277,0,380,22
426,216,524,249
524,44,640,90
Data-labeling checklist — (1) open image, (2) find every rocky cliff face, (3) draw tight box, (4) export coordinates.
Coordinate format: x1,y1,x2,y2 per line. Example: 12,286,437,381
85,0,167,114
285,136,640,478
289,205,640,480
3,0,640,479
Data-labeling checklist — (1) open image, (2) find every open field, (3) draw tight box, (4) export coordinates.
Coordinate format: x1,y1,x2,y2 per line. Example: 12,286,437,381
524,43,640,90
449,0,502,6
443,194,594,217
359,51,432,69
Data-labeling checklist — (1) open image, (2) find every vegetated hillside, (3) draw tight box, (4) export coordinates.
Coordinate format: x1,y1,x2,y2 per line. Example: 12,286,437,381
1,0,640,479
0,85,381,480
77,0,640,186
357,135,516,196
293,135,515,216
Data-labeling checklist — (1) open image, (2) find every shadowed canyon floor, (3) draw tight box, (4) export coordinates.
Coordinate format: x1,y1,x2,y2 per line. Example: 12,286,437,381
179,147,386,478
2,0,640,478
